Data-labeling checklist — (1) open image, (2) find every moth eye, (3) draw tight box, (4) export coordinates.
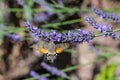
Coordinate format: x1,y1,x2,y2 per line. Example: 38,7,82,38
56,48,64,54
39,48,48,54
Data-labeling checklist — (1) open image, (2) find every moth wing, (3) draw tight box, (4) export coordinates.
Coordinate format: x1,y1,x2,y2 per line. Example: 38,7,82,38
56,43,70,49
31,40,49,56
31,40,46,49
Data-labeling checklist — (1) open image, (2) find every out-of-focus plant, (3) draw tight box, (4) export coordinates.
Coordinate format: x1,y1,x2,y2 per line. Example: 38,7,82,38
26,46,119,80
97,62,118,80
24,6,120,79
0,0,120,80
30,70,49,80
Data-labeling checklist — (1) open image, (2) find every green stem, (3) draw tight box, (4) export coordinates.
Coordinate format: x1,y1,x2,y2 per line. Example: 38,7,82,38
24,50,119,80
41,18,84,28
6,7,90,12
24,58,105,80
95,29,120,37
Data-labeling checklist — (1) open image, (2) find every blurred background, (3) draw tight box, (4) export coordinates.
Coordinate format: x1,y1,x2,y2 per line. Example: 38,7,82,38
0,0,120,80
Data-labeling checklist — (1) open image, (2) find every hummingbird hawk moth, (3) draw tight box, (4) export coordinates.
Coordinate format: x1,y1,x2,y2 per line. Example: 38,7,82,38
31,40,70,62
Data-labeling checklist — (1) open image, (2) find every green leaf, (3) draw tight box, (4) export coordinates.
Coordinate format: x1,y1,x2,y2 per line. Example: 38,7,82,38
24,5,32,21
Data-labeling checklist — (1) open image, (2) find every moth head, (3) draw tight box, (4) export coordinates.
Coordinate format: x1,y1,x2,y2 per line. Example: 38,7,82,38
45,53,57,63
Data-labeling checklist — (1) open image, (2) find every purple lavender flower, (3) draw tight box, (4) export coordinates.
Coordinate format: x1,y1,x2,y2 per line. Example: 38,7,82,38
34,13,49,23
24,21,94,43
35,0,47,5
41,62,67,78
75,29,94,43
85,16,119,39
17,0,25,6
34,0,54,23
5,33,22,42
24,21,43,42
40,77,48,80
92,7,120,23
57,0,64,6
33,11,54,23
30,70,39,77
30,70,48,80
49,30,63,42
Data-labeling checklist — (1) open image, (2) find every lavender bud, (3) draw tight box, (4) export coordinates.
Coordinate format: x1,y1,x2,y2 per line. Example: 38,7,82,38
17,0,25,6
86,16,120,39
92,7,120,23
41,62,67,78
40,76,49,80
30,70,49,80
25,21,94,43
30,70,39,77
5,33,22,42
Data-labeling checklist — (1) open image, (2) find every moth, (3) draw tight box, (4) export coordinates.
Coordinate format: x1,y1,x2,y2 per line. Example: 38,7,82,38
31,40,70,62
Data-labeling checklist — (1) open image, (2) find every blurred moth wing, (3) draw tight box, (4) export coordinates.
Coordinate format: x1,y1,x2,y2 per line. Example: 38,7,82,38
31,40,70,62
55,43,70,54
31,41,46,57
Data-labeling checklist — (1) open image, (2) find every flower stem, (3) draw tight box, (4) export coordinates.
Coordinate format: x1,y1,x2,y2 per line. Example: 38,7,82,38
95,29,120,37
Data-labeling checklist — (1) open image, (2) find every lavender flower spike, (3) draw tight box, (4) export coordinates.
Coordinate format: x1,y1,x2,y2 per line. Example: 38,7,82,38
41,62,67,78
86,16,120,39
92,7,120,23
25,21,94,43
5,33,23,42
17,0,25,6
24,21,43,42
30,70,39,77
30,70,49,80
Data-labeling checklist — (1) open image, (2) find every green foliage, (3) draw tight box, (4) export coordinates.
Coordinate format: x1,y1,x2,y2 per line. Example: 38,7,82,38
24,5,32,21
97,62,118,80
93,46,120,80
